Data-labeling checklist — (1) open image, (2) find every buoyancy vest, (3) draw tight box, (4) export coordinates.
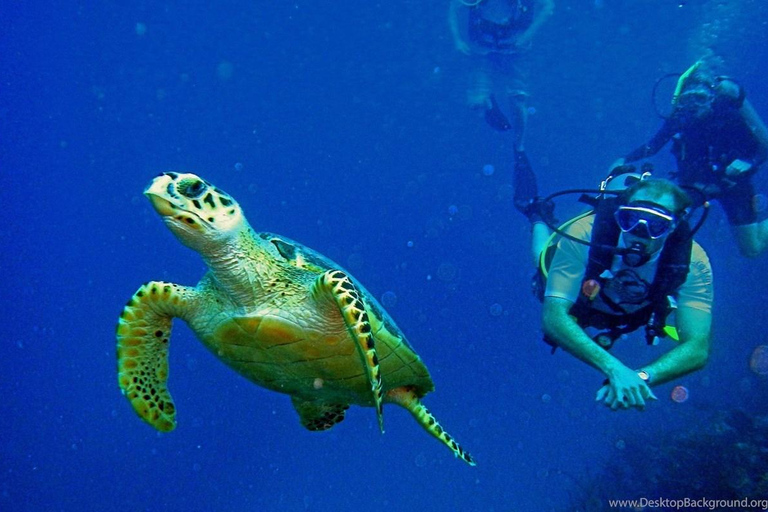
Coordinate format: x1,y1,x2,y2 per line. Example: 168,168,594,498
536,196,692,348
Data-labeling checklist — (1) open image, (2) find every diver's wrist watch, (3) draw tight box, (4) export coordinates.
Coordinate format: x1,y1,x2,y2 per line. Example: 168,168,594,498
637,370,652,383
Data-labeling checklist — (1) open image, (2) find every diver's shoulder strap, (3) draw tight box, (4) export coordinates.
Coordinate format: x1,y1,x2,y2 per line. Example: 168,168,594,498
584,197,622,282
652,221,693,299
643,220,693,344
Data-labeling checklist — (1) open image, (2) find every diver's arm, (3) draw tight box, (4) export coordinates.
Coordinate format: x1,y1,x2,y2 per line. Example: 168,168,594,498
542,297,626,376
639,306,711,386
449,0,470,54
741,100,768,168
516,0,554,47
543,297,655,409
624,119,677,163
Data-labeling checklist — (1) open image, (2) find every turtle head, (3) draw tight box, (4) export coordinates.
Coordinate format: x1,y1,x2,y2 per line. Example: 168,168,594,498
144,172,245,252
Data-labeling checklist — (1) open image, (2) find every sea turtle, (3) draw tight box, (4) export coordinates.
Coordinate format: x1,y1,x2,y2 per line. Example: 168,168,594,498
117,172,475,465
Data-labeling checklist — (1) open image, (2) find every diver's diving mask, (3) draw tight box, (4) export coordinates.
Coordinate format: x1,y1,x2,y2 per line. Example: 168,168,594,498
615,203,677,240
676,86,714,111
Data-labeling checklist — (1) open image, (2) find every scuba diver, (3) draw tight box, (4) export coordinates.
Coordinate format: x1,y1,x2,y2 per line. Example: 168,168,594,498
610,59,768,258
515,157,714,411
449,0,554,152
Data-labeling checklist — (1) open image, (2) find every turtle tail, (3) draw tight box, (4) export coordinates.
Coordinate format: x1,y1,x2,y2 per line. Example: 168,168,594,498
386,387,476,466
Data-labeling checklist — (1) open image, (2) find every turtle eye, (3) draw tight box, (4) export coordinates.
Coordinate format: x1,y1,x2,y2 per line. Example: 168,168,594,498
177,179,207,199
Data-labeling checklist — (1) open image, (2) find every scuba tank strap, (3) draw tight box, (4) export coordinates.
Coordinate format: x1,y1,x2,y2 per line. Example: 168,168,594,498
653,218,693,293
643,216,693,345
644,300,672,346
583,196,622,283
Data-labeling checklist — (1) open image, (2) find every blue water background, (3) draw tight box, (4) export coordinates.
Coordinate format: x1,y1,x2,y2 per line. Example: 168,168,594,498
3,2,768,511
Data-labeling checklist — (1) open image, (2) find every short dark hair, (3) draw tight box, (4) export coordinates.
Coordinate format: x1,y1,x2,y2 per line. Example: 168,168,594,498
623,178,692,215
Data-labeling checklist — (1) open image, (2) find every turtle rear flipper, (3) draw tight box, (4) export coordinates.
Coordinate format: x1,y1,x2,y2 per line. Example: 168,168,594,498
310,270,384,433
291,397,349,431
387,387,476,466
117,281,197,432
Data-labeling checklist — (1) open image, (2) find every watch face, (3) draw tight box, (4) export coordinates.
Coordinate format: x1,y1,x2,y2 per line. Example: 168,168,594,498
637,370,650,381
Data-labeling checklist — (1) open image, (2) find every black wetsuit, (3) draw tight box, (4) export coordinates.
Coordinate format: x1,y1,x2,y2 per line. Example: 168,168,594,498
625,105,768,225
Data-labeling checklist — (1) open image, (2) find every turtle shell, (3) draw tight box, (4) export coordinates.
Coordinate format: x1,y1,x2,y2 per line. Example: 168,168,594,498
200,233,434,406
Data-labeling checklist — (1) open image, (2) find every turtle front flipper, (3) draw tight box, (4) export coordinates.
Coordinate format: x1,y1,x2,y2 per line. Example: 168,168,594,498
310,269,385,433
116,281,198,432
387,387,476,466
291,396,350,431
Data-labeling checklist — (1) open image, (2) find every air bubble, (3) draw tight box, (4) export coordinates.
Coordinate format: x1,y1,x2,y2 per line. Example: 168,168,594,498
670,385,689,403
217,61,234,81
346,253,363,270
750,345,768,375
436,262,457,282
381,291,398,308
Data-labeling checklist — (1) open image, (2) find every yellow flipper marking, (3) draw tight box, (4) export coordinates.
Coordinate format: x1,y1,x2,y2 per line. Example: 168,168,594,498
312,269,385,432
116,281,195,432
387,387,476,466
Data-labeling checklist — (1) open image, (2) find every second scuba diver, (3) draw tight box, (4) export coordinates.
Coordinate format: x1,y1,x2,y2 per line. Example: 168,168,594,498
611,59,768,258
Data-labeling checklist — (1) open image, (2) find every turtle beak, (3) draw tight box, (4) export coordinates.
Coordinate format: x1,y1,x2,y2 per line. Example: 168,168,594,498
144,174,178,217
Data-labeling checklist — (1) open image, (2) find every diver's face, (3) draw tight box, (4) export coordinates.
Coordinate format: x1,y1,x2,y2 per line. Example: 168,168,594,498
618,190,678,256
677,86,714,121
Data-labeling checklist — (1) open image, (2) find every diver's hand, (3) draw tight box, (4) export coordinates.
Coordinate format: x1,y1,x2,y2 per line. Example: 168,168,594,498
596,366,657,411
455,40,471,55
725,159,752,177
